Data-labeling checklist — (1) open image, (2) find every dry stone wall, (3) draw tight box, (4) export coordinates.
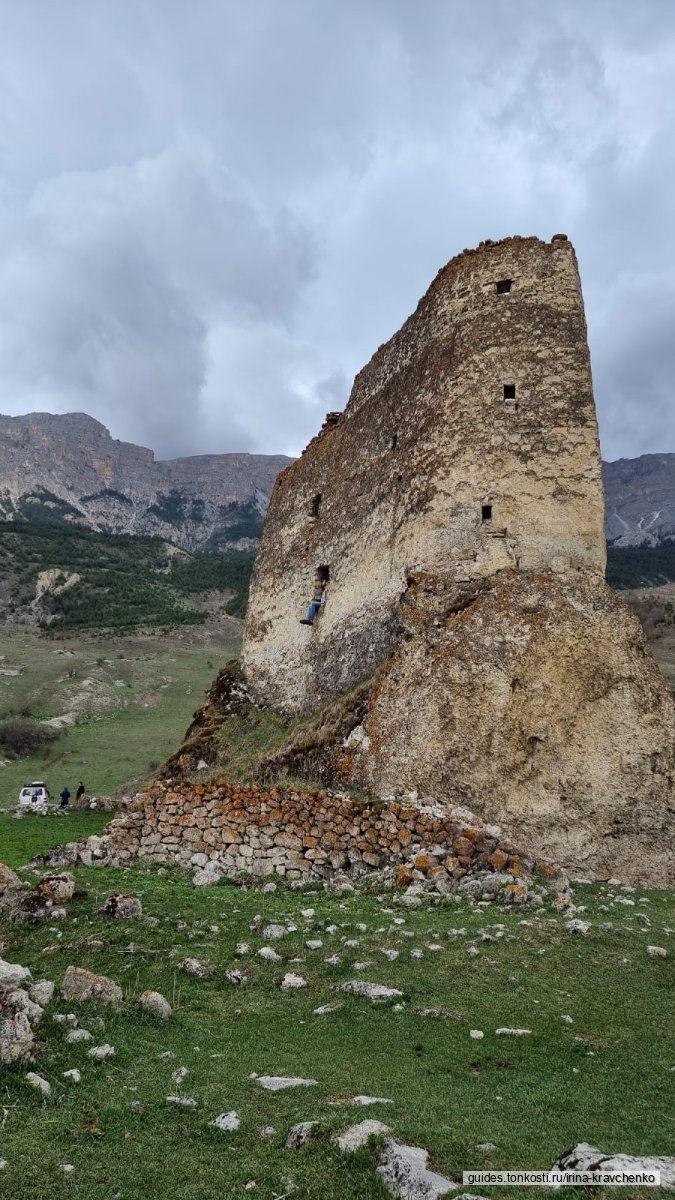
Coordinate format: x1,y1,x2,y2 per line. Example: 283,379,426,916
100,779,565,899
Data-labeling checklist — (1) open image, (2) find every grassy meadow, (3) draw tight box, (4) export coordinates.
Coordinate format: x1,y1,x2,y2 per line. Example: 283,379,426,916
0,814,673,1200
0,623,242,808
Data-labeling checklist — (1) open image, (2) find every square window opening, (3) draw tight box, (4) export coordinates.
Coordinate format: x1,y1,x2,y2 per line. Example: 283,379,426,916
496,279,512,294
481,504,493,523
503,384,516,400
317,564,330,583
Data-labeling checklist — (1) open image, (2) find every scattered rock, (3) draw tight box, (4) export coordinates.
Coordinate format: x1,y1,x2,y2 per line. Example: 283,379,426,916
211,1111,241,1132
226,969,247,985
0,958,32,989
352,1095,394,1106
172,1066,189,1085
101,893,142,920
62,966,122,1006
29,980,54,1007
255,1076,318,1091
335,1119,391,1151
495,1028,531,1036
314,1002,342,1015
470,1030,484,1040
25,1072,51,1097
65,1028,93,1043
88,1044,115,1061
377,1139,457,1198
473,1143,497,1152
193,862,224,887
236,943,251,956
262,924,288,940
284,1121,318,1149
553,1143,675,1188
0,863,22,893
63,1069,81,1082
339,981,403,1003
0,990,38,1063
647,945,667,959
565,919,591,935
258,947,282,962
36,874,75,904
137,990,172,1019
280,973,307,990
166,1094,198,1109
260,1125,276,1138
177,957,210,978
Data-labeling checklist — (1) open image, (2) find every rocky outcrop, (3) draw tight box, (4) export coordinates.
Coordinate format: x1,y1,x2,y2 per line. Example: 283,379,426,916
300,570,673,885
0,412,291,550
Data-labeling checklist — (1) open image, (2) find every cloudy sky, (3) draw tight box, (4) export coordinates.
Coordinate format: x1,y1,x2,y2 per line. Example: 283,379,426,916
0,0,673,462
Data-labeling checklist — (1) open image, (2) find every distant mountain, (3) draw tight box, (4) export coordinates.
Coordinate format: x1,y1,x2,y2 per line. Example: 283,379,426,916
0,412,292,551
603,454,675,547
0,413,672,554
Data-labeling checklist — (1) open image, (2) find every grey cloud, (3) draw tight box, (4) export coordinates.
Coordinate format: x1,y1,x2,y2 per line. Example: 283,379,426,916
0,0,674,460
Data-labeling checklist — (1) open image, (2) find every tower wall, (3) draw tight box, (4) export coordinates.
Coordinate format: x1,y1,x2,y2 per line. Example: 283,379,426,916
243,235,606,714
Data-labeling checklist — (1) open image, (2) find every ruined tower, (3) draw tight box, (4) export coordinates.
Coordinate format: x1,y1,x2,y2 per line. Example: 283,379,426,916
244,234,606,714
242,234,674,884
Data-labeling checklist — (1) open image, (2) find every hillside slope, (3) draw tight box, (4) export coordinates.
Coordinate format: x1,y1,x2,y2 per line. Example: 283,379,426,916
0,412,291,550
603,454,675,546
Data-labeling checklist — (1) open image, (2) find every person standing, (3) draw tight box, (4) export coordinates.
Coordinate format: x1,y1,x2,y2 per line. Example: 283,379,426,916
59,786,71,810
76,781,86,804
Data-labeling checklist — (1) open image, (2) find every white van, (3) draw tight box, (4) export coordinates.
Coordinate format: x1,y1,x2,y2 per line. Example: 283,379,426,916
17,781,51,815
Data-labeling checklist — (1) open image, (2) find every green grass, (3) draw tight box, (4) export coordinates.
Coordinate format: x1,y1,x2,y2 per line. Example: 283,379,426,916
0,814,672,1200
0,809,111,867
0,625,242,805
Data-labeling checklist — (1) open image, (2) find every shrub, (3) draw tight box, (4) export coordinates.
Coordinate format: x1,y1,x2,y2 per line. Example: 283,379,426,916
0,719,57,758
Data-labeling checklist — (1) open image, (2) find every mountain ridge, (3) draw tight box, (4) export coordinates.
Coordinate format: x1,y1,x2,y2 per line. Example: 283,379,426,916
0,412,292,551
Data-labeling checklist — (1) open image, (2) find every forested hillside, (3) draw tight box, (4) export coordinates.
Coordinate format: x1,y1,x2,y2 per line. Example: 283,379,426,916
0,522,255,633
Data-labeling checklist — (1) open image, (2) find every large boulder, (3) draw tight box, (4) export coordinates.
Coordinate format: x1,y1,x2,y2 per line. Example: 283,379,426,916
336,571,675,886
61,966,122,1006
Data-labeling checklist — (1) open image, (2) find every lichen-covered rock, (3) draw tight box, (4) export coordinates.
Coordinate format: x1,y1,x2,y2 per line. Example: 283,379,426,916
101,893,142,920
61,966,122,1006
340,571,674,885
0,958,32,989
137,990,172,1019
0,863,22,893
0,993,36,1064
36,874,75,904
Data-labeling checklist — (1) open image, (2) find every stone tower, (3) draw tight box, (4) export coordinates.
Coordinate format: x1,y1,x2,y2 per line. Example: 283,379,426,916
241,233,674,883
244,235,606,714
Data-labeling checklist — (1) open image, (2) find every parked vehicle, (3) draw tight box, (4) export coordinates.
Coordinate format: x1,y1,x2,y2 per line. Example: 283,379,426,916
17,781,51,815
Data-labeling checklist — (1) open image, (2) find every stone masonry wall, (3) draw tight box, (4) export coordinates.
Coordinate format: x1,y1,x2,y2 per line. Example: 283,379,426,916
243,234,606,714
102,779,564,897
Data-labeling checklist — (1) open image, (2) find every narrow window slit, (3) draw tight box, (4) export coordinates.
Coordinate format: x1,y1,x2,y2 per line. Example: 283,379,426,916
481,504,493,523
309,493,322,518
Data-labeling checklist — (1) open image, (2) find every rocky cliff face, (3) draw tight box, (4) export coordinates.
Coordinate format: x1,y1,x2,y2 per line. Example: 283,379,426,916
0,412,291,550
603,454,675,546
